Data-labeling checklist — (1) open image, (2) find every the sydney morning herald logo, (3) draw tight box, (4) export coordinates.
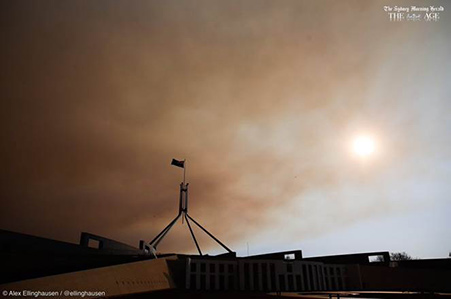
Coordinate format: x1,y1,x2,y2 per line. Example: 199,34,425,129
384,5,444,22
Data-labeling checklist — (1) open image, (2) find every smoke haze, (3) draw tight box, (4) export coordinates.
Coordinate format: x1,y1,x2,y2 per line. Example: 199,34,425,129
1,0,450,257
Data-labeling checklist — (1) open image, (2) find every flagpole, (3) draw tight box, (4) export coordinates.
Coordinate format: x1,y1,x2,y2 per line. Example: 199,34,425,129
150,158,234,256
183,159,186,186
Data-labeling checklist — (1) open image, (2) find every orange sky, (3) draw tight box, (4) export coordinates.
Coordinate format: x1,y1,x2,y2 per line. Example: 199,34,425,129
1,0,450,258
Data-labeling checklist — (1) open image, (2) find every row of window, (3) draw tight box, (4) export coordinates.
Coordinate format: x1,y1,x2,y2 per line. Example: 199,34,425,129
243,263,326,291
189,274,235,290
187,259,346,291
190,262,235,273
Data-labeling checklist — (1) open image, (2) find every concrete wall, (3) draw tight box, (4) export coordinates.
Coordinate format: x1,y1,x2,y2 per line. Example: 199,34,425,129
0,256,178,298
79,232,143,255
304,251,390,266
247,250,303,261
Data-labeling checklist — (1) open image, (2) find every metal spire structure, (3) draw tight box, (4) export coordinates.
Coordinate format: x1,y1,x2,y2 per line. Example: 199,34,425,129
149,159,233,256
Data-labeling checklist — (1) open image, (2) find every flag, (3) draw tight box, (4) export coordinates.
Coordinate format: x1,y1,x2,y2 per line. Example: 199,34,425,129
171,159,185,168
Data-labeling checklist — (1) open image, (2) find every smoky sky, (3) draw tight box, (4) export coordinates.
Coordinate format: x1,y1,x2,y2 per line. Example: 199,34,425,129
1,0,450,257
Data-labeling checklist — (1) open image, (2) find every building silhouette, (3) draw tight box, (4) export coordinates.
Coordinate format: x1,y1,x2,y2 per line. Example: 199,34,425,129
1,229,450,298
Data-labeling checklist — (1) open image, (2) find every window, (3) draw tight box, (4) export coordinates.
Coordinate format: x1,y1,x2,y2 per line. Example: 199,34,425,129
210,275,216,290
278,275,286,291
312,265,317,290
228,264,234,273
190,274,196,290
331,274,336,290
210,264,215,273
316,266,323,290
270,264,276,290
302,264,308,291
253,263,259,290
262,264,268,291
296,275,302,291
200,274,206,289
87,239,100,249
228,275,235,290
219,275,225,290
288,275,294,291
244,263,250,290
284,253,295,260
308,265,313,290
368,255,384,263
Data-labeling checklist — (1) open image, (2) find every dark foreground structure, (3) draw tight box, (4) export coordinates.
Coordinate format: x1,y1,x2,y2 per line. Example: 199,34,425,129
1,229,450,298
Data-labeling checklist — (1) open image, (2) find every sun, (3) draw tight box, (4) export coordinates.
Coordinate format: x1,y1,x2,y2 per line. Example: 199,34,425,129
352,135,376,158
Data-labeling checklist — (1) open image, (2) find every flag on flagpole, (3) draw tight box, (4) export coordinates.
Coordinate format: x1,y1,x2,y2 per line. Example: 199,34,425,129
171,159,185,168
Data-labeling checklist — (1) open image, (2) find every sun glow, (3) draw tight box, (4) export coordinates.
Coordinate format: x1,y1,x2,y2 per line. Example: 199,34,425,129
352,135,376,158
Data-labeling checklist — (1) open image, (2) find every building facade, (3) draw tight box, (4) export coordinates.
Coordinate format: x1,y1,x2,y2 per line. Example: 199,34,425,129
186,257,347,292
